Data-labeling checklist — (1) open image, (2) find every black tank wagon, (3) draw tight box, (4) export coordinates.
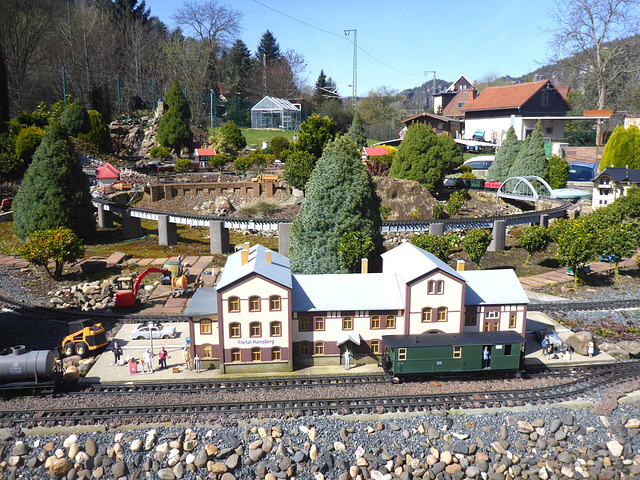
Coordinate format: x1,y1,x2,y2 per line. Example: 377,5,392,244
382,331,525,377
0,345,62,394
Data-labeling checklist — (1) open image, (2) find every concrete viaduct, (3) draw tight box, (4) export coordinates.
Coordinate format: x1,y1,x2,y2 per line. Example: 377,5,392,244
92,199,570,256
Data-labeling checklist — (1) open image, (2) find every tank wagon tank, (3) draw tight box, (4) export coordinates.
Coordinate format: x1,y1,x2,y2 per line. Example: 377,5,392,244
0,346,60,392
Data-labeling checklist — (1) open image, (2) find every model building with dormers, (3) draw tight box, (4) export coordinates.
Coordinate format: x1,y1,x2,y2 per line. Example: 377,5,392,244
185,242,529,374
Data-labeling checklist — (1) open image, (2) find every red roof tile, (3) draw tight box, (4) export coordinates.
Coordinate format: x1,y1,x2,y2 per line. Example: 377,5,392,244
442,89,475,117
194,148,217,156
363,147,388,157
461,80,551,112
95,162,120,179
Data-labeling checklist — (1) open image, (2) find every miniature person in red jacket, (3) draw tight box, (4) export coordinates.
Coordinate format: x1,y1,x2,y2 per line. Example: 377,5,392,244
158,347,168,369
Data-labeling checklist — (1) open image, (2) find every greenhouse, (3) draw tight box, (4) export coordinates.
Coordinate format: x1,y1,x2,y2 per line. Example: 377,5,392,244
251,96,301,131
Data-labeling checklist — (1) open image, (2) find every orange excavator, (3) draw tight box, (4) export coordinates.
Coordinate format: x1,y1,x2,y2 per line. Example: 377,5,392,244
115,267,171,308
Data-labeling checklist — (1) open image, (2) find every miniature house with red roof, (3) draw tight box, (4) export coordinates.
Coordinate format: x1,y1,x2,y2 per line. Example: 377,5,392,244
194,148,217,169
95,162,120,187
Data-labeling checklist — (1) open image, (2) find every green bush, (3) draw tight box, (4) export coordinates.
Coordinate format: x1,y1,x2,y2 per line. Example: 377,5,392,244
17,227,84,280
59,101,90,136
150,146,172,160
15,125,44,164
599,125,640,171
520,225,550,264
380,205,391,220
77,110,111,152
220,121,246,151
269,136,290,158
548,155,570,189
462,229,492,268
411,233,452,262
174,158,192,173
445,190,468,217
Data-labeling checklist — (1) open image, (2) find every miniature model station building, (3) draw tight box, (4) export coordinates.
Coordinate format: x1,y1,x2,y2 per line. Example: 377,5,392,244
185,243,529,374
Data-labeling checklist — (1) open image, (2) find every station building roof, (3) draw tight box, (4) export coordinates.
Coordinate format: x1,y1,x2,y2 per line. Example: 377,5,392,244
460,269,529,305
216,244,292,290
381,242,464,283
184,287,218,317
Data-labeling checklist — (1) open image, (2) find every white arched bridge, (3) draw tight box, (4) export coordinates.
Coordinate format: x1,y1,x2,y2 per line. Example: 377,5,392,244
496,176,556,202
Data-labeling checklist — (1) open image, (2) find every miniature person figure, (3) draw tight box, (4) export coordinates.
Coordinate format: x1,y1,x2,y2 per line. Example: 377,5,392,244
482,346,491,369
588,341,595,357
113,342,123,365
194,354,201,373
541,335,549,357
143,348,154,373
158,347,168,369
344,349,351,371
183,346,192,370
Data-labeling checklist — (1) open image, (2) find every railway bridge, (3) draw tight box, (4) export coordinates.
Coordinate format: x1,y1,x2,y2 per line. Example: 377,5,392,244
92,198,570,255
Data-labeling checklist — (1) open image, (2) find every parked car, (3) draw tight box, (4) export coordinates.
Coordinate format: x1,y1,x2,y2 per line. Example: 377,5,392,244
463,155,494,170
568,162,598,182
130,323,177,340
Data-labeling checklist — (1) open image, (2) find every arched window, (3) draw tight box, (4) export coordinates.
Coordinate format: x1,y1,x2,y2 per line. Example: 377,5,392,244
370,315,381,329
437,307,448,322
271,347,281,361
249,296,261,312
270,321,282,337
314,316,325,331
299,342,310,355
428,280,435,294
202,344,213,358
231,348,241,362
509,313,517,328
342,316,353,330
269,295,281,311
251,348,261,362
229,323,241,338
250,322,261,337
436,280,444,294
228,297,240,312
370,340,380,354
385,315,395,329
314,341,324,355
422,308,432,322
200,319,212,335
299,317,310,331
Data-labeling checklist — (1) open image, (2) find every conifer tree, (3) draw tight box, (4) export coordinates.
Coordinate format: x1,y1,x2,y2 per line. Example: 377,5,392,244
508,121,549,181
13,121,95,241
599,125,640,171
289,136,384,274
256,30,281,62
157,79,192,153
487,126,521,181
347,112,367,149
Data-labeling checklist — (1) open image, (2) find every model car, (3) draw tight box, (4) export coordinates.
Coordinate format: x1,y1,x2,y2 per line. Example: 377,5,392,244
130,323,177,340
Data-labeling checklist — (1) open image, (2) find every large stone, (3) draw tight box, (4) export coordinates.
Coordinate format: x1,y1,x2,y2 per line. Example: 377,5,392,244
617,341,640,358
600,342,630,360
48,458,73,476
565,331,593,356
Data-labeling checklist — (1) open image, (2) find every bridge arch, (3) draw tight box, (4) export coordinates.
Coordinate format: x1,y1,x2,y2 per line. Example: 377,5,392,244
497,176,555,202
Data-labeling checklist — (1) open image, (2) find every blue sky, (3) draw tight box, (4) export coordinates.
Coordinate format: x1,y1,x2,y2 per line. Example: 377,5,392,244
149,0,557,95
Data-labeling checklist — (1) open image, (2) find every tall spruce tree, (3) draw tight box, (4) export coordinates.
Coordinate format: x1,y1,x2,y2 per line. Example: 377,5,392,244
487,126,521,181
157,79,192,153
347,112,367,149
13,121,95,241
508,121,549,181
256,30,281,63
389,122,463,194
289,136,384,274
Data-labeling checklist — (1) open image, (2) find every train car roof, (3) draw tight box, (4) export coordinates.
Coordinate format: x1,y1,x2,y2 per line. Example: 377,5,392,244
382,331,525,348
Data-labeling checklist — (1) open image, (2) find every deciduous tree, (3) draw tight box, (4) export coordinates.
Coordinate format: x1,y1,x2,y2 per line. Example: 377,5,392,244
17,227,84,280
410,233,452,263
520,225,551,264
283,150,316,191
289,136,383,274
555,217,597,287
337,231,375,273
462,229,493,269
13,121,95,240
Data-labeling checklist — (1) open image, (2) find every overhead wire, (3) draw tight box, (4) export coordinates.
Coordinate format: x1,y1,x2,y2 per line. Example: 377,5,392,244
249,0,425,79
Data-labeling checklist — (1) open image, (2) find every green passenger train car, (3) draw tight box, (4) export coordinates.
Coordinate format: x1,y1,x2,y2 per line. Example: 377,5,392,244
382,331,525,376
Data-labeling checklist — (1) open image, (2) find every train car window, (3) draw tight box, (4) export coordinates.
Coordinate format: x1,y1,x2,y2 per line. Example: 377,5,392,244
453,346,462,358
505,344,512,355
398,348,407,361
342,316,353,330
271,347,281,361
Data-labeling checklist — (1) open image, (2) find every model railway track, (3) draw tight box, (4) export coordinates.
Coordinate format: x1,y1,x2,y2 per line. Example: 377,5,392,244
4,363,640,426
74,375,392,395
530,298,640,312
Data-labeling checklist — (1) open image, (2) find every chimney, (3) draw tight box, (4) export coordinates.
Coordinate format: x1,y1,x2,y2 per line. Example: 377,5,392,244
456,260,465,271
265,250,272,264
243,242,250,251
241,250,249,266
361,258,368,274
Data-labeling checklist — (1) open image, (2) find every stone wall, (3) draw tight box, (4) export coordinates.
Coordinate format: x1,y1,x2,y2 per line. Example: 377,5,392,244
147,182,275,201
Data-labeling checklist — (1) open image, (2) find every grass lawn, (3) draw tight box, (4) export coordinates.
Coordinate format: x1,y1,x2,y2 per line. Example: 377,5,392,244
208,127,296,148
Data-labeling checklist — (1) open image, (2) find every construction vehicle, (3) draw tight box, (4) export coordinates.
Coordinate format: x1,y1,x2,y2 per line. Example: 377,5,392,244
115,267,172,307
113,180,133,191
62,319,108,357
251,173,278,183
